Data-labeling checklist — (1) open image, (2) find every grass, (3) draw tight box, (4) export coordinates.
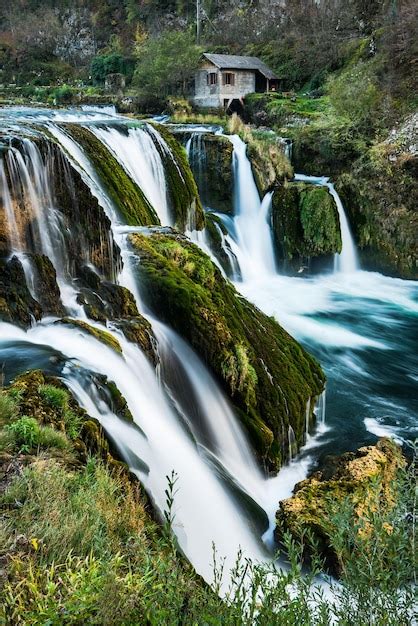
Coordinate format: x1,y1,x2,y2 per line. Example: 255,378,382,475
1,448,414,625
170,111,228,127
0,374,415,625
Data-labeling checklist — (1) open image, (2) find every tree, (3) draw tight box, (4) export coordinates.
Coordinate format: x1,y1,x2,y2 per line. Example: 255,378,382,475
133,30,202,96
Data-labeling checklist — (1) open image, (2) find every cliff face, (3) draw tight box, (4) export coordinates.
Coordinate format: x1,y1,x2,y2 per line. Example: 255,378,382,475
287,115,418,279
336,117,418,279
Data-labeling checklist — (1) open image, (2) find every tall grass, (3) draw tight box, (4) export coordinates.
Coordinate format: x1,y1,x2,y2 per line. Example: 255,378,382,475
1,447,415,625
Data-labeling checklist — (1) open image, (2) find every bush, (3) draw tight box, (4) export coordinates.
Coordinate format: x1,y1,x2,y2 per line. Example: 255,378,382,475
0,448,415,625
5,416,68,453
91,53,135,85
38,383,81,439
327,61,383,130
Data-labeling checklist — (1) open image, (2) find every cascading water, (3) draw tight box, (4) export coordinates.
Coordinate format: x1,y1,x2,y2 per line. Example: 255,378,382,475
2,108,416,597
227,135,277,280
294,173,358,273
89,124,172,226
0,111,326,590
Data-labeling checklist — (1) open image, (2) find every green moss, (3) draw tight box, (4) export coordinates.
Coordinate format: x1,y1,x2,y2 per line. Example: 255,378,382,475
62,124,159,227
299,186,342,256
4,371,84,441
276,438,406,573
149,123,205,231
58,318,123,354
272,183,342,272
129,231,325,470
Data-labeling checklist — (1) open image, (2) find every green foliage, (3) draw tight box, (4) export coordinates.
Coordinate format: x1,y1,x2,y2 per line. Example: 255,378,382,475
0,392,19,425
133,30,202,96
327,61,382,129
38,383,81,440
39,384,68,410
1,446,414,625
5,415,69,452
91,53,135,85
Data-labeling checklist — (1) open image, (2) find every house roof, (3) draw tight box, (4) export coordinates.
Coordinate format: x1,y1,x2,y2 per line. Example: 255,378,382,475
203,53,278,80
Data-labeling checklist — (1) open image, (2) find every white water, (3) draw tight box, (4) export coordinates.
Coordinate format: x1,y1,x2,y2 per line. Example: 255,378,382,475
0,321,268,586
228,135,277,280
5,111,413,601
294,173,358,273
2,118,323,587
90,125,171,226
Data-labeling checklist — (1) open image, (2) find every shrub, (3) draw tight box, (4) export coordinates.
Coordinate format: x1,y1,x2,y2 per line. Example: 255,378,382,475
39,384,68,411
0,393,18,425
5,416,68,453
38,384,81,439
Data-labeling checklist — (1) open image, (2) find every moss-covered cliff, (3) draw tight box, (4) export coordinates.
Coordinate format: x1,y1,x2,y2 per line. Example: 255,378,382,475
272,183,342,273
282,117,417,279
336,139,417,279
148,123,205,231
128,230,325,471
62,123,159,227
187,133,234,214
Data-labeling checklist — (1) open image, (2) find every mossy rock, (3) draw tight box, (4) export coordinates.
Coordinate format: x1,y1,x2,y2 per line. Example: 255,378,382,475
62,123,159,227
112,316,157,365
245,131,293,197
0,256,42,327
188,133,234,214
2,370,130,470
275,438,406,573
57,318,123,354
336,156,418,279
148,123,205,231
30,254,65,317
272,183,342,273
129,230,325,471
3,370,85,435
205,212,240,278
74,266,157,362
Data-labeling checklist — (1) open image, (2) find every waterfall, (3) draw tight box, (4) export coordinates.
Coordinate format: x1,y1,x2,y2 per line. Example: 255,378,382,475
89,124,172,226
294,174,358,273
229,135,277,281
0,320,268,586
1,139,83,313
305,397,311,441
0,113,328,592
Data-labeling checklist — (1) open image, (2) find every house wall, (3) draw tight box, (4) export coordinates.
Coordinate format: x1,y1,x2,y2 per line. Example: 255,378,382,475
193,63,256,108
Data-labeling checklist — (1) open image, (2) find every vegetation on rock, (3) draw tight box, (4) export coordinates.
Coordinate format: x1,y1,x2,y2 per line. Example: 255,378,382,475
62,123,159,227
148,123,205,231
228,114,293,196
129,230,324,470
272,183,342,273
276,438,409,574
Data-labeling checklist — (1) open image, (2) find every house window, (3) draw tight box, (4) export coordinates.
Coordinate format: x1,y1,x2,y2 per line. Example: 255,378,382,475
207,72,217,86
222,72,235,86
